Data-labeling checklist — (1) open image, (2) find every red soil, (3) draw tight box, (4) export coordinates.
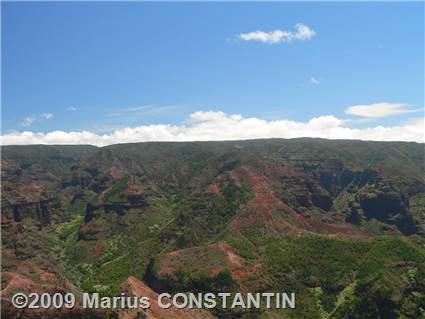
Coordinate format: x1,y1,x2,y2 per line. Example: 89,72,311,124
93,242,104,257
225,165,367,239
158,243,259,283
120,276,216,319
208,183,220,194
110,166,124,179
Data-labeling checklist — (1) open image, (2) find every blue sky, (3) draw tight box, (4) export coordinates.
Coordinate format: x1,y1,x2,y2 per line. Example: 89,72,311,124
1,2,424,145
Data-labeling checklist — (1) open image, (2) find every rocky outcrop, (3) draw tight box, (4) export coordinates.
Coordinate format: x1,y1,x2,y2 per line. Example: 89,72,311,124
1,296,108,319
2,200,54,225
84,200,148,223
118,276,216,319
359,191,416,235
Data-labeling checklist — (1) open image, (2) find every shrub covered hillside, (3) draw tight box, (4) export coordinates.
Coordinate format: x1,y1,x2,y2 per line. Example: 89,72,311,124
1,138,425,318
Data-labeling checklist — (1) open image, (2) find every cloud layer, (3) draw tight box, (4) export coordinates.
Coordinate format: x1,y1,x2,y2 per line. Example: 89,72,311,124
3,111,423,146
346,102,419,118
239,23,316,44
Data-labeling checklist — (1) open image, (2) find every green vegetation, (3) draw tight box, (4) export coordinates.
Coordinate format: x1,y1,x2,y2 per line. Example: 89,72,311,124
104,176,130,202
260,236,425,318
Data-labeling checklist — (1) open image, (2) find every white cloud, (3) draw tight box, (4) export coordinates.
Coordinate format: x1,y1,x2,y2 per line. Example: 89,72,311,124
106,105,177,119
126,105,155,112
309,77,320,85
21,116,36,127
4,111,423,146
41,112,53,119
67,106,77,111
346,102,420,118
239,23,316,44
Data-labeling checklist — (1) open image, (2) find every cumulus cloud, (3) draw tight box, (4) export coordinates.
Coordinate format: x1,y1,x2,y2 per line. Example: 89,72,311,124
21,116,36,127
239,23,316,44
346,102,420,118
67,106,77,111
41,112,53,119
3,111,423,146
